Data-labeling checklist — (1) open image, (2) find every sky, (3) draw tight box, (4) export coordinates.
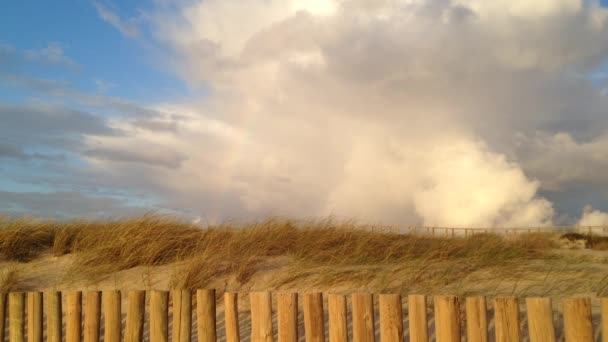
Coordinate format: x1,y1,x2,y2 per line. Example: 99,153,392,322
2,0,608,227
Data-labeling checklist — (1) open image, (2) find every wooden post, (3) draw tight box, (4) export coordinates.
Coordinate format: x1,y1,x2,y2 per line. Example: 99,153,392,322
197,289,216,342
172,290,192,342
526,298,555,342
303,293,324,342
408,295,429,342
225,293,240,342
0,293,6,342
434,296,460,342
379,294,403,342
352,293,375,342
327,294,347,342
9,292,25,342
84,292,101,342
150,290,169,342
278,293,298,342
494,297,520,342
67,292,82,342
465,297,487,342
602,298,608,342
46,292,62,342
563,298,593,342
104,291,122,342
27,292,43,342
125,291,145,342
250,292,273,342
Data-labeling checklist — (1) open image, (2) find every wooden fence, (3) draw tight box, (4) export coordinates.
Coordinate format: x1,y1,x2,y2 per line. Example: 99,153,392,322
1,290,607,342
365,225,608,237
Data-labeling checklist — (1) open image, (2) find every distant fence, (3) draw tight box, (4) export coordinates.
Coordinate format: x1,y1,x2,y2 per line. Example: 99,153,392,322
364,225,608,237
1,290,607,342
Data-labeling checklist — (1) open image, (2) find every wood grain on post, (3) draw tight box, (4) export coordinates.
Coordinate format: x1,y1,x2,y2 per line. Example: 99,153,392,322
104,291,122,342
0,293,6,342
46,292,62,342
563,298,593,342
224,293,240,342
603,298,608,342
327,294,347,342
433,296,460,342
197,289,216,342
9,292,25,342
465,297,487,342
125,291,145,342
408,295,429,342
352,293,375,342
66,292,82,342
526,298,556,342
150,290,169,342
84,292,101,342
379,294,403,342
278,293,298,342
494,297,520,342
303,293,324,342
172,290,192,342
250,292,273,342
27,292,43,342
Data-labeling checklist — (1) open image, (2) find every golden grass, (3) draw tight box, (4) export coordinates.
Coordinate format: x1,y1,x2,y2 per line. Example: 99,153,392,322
0,215,562,291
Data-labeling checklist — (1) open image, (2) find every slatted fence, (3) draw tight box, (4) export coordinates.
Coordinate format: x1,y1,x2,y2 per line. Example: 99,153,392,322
0,291,607,341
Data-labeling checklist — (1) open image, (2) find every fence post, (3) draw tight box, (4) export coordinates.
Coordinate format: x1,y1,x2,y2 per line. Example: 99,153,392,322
125,291,145,342
27,292,43,342
46,292,62,342
9,292,25,342
379,294,403,342
352,293,375,342
197,289,217,342
526,298,555,342
494,297,520,342
434,296,460,342
278,293,298,342
408,295,429,342
67,292,82,342
465,297,487,342
84,291,101,342
0,293,6,342
172,290,192,342
328,294,348,342
150,290,169,342
563,298,593,342
602,298,608,342
104,291,122,342
250,292,273,342
225,293,240,342
304,293,324,342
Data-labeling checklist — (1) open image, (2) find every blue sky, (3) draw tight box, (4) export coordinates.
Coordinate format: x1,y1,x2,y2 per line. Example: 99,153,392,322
3,0,608,226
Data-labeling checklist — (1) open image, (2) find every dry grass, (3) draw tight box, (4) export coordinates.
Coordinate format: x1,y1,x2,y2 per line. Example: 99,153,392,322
0,215,563,291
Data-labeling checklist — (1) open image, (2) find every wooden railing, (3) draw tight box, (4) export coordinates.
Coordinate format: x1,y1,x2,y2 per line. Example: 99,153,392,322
1,290,607,341
364,225,608,237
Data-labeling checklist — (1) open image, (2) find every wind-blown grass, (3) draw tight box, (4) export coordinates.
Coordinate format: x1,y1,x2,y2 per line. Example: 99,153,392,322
0,215,561,290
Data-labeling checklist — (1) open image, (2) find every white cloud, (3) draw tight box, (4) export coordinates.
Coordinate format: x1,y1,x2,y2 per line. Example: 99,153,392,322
24,43,80,71
68,0,608,225
579,205,608,226
93,1,140,38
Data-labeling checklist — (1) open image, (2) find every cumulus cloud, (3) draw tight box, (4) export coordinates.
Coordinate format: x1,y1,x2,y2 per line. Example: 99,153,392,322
76,0,595,225
579,205,608,226
4,0,608,224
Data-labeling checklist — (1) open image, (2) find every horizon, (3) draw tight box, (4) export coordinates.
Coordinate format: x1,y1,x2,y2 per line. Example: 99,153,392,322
3,0,608,227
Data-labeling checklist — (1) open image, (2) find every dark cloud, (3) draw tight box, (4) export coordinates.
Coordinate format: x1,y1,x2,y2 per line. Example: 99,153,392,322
84,147,187,169
0,103,119,144
0,191,149,219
